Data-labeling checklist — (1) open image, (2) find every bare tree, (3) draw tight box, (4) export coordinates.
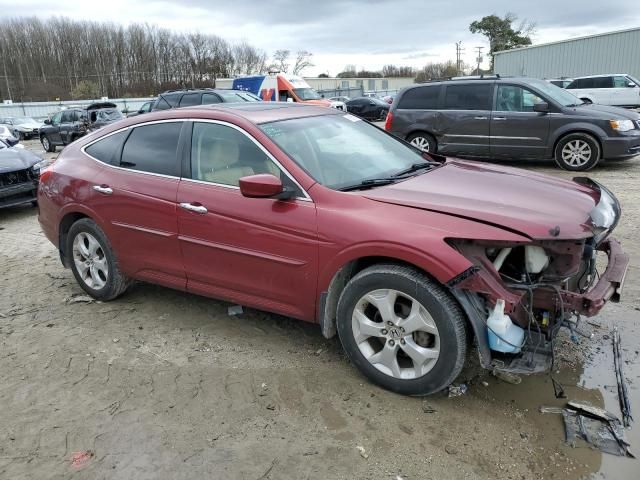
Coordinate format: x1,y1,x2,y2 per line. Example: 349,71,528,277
292,50,314,75
272,49,290,73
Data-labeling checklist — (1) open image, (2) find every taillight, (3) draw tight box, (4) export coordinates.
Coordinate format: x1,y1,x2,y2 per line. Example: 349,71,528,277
39,165,54,183
384,111,393,131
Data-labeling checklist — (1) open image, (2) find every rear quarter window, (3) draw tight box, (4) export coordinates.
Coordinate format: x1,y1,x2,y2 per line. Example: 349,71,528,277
397,86,441,109
84,131,128,165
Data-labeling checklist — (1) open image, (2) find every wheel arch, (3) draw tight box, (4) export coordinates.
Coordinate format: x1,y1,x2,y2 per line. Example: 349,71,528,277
404,129,437,142
57,204,108,268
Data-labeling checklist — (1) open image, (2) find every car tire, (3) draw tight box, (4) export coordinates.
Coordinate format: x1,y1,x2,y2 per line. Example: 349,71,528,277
379,110,388,121
336,264,467,396
554,133,600,171
41,135,55,153
66,218,132,301
407,132,437,153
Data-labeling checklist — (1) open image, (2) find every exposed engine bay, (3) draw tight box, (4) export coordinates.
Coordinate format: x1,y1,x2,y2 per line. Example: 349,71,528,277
446,178,629,375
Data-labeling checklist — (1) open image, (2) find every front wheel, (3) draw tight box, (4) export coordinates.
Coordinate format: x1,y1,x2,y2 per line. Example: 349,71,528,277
554,133,600,171
41,135,55,153
336,264,468,396
67,218,131,301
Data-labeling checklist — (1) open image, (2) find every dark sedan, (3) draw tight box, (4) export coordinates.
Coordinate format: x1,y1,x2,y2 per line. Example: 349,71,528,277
345,97,390,121
0,138,48,208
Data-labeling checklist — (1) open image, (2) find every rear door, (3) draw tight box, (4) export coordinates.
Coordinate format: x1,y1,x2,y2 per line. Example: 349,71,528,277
176,120,319,320
438,83,492,157
490,84,550,160
84,121,187,290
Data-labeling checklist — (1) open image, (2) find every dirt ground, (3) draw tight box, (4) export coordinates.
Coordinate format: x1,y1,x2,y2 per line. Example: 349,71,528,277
1,140,639,480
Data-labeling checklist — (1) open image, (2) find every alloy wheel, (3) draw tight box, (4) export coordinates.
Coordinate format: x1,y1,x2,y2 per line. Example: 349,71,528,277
561,139,592,168
410,136,430,152
42,136,49,151
351,289,440,380
72,232,109,290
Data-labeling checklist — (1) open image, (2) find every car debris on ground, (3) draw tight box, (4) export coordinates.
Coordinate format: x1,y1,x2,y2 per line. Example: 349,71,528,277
613,326,633,427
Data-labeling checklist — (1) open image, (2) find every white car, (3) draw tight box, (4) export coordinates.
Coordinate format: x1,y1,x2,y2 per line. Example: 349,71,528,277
565,74,640,108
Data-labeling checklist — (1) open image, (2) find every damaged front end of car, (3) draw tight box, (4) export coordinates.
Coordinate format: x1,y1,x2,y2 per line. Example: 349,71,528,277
446,178,629,375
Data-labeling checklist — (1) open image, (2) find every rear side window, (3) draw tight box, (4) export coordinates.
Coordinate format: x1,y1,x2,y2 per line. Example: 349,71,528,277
397,86,441,109
120,122,182,176
85,131,128,165
179,93,201,107
570,77,612,89
443,84,491,110
202,93,222,104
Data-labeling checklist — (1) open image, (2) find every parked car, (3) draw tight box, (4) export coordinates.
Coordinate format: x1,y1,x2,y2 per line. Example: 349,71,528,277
386,77,640,170
329,96,351,103
0,116,44,140
0,125,20,146
345,97,390,120
39,102,124,153
565,74,640,108
151,88,262,111
37,103,628,396
127,100,154,117
0,138,48,208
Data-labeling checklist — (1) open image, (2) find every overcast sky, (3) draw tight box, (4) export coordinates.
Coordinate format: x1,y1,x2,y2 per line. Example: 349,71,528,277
4,0,640,75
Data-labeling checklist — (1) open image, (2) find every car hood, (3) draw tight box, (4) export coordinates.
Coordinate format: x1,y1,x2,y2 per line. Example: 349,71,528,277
0,147,42,173
568,103,640,120
362,159,601,240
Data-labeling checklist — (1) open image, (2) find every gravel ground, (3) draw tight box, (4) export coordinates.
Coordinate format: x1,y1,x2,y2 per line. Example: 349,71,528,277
1,140,639,479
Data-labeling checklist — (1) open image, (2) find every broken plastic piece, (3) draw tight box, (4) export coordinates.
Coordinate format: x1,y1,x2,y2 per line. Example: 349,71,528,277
447,384,468,397
227,305,244,316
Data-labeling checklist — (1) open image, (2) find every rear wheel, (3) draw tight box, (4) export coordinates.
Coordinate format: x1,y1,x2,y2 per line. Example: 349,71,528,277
407,132,437,153
67,218,131,301
41,135,55,153
554,133,600,171
336,264,467,396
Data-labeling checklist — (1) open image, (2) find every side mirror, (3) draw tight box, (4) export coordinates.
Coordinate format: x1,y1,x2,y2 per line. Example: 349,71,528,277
44,119,51,125
239,174,294,200
286,97,294,103
627,82,636,88
533,102,549,113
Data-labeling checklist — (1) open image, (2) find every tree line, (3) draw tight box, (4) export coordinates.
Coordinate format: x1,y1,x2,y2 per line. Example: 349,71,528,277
0,17,269,101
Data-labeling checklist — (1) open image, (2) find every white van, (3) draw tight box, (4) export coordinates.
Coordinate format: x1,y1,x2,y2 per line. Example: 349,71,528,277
565,74,640,108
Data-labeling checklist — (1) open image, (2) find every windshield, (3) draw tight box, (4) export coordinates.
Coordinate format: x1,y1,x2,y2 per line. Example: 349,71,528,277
218,91,262,102
260,114,429,190
95,109,123,122
527,79,582,106
293,88,321,101
13,117,36,125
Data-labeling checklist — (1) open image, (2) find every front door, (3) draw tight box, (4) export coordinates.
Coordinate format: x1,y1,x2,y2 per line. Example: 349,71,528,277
47,111,63,144
610,75,639,106
177,121,319,321
437,83,492,157
490,84,550,160
85,121,187,290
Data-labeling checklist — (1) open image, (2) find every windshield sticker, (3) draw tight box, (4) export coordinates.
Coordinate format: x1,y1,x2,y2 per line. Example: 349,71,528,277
261,125,285,138
343,114,362,123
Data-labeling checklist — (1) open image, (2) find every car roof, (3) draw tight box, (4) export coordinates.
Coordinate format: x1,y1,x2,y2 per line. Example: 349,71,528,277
160,88,233,95
572,73,629,79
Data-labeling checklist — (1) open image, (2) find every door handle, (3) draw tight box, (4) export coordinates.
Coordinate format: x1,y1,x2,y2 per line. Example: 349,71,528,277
493,116,507,121
474,116,488,120
180,202,208,214
92,185,113,195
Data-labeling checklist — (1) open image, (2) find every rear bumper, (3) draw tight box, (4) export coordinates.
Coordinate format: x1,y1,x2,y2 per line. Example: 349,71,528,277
601,135,640,159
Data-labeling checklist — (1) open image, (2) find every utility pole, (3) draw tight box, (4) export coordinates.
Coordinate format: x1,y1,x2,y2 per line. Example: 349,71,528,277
455,41,464,76
475,46,484,76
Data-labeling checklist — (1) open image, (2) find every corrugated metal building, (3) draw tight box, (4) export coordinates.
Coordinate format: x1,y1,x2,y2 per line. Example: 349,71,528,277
494,27,640,80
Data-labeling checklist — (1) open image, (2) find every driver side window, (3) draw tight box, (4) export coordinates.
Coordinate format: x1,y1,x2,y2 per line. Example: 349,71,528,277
51,112,63,126
190,122,301,195
496,85,543,112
